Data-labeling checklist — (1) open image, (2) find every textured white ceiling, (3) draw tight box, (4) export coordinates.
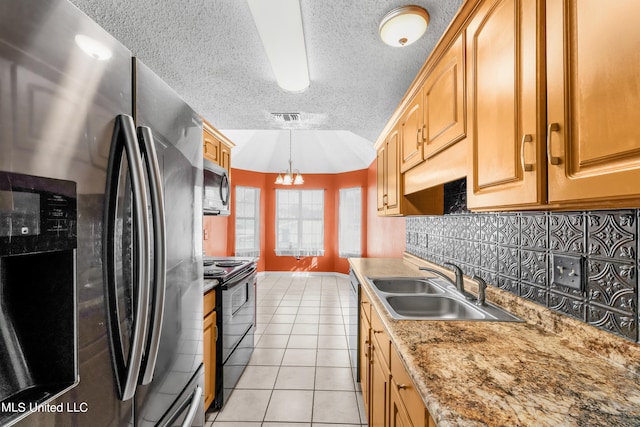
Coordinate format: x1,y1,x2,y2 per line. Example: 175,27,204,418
69,0,464,173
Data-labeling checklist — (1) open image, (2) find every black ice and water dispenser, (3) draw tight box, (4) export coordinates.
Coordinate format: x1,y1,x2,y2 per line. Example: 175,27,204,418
0,171,78,424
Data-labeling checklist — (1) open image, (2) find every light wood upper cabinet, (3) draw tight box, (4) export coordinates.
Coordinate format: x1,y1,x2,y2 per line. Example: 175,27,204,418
203,118,234,175
423,34,466,161
203,129,220,164
466,0,546,210
377,126,402,216
399,34,467,178
220,143,231,172
546,0,640,205
400,91,424,173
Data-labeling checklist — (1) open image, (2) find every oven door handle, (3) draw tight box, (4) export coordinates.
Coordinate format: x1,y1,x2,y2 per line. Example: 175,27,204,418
221,265,257,290
137,126,167,385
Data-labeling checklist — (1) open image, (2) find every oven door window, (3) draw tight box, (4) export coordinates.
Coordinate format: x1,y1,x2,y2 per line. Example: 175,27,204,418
231,283,248,315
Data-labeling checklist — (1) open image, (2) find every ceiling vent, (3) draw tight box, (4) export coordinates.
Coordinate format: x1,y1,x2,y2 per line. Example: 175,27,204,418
271,112,301,122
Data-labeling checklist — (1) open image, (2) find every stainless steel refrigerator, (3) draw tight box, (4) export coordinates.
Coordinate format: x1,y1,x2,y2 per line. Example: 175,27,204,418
0,0,204,425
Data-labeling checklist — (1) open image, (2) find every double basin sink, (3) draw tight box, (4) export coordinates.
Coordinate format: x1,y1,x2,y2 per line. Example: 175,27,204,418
366,277,522,322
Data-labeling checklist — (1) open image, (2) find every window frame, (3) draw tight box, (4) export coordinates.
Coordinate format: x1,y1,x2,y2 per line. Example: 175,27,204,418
234,186,260,257
338,187,363,258
275,189,325,257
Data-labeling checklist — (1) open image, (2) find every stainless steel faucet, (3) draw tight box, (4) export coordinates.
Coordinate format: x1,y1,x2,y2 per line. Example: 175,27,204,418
419,262,475,300
472,275,487,306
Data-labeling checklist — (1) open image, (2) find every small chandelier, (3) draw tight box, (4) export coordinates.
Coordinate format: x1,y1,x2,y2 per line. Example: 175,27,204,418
275,130,304,185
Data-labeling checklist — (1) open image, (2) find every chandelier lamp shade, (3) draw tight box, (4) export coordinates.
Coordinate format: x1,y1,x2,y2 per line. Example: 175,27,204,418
275,131,304,185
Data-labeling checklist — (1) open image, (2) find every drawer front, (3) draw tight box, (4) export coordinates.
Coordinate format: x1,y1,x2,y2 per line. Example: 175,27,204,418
370,308,390,368
204,290,216,316
390,345,426,427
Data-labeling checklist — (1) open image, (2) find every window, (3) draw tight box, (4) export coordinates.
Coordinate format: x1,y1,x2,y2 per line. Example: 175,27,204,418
339,187,362,257
275,189,324,256
235,186,260,257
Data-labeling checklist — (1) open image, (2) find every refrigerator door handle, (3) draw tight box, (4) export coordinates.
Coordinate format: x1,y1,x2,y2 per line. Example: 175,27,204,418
137,125,167,385
181,385,203,427
103,114,152,401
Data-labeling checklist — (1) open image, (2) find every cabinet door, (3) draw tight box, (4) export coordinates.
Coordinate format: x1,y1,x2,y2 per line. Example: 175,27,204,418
204,130,221,164
467,0,546,209
385,128,401,215
423,34,466,160
220,143,231,173
400,92,424,173
370,343,389,427
203,311,216,409
390,346,426,427
390,378,412,427
359,309,371,419
546,0,640,204
376,146,386,214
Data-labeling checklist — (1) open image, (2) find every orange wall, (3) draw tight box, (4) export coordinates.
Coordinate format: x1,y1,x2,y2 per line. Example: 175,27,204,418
366,160,406,257
203,162,404,273
203,215,229,256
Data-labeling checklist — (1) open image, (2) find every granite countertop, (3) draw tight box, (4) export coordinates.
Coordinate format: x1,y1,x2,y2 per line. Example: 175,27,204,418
204,278,219,294
349,256,640,427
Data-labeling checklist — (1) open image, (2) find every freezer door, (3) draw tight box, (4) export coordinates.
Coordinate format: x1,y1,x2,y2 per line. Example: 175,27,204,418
132,59,204,426
1,0,136,426
155,366,205,427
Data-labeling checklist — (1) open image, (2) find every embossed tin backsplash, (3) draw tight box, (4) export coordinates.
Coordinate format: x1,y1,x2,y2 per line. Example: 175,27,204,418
406,211,639,342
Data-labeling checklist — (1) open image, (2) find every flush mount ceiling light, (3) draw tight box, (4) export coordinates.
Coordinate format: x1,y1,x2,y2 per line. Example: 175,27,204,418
379,5,430,47
247,0,310,93
275,131,304,185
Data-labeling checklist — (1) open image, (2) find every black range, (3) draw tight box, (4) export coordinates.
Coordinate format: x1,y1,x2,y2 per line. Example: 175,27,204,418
203,256,257,409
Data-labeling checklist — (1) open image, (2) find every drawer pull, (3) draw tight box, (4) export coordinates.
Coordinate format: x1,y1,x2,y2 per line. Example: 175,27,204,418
546,122,561,165
520,134,533,172
396,383,408,390
373,329,384,334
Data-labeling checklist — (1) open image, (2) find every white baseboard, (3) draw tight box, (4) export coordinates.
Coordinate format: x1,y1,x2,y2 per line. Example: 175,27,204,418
257,271,349,279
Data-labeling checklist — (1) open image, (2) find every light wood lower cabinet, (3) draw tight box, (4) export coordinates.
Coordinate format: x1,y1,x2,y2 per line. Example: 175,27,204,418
370,340,390,427
203,290,217,410
360,291,435,427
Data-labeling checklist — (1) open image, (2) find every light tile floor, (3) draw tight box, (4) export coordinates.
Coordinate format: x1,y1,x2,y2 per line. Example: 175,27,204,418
208,273,366,427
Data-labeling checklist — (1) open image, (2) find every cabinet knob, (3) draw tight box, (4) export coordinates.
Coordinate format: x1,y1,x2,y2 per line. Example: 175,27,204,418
546,123,561,165
396,383,408,390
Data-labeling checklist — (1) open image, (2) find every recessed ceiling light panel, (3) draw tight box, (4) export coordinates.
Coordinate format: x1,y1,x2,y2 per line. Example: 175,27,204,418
247,0,310,93
379,5,430,47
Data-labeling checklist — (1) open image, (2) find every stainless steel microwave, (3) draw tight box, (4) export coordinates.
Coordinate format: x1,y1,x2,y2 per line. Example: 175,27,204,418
203,158,230,216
